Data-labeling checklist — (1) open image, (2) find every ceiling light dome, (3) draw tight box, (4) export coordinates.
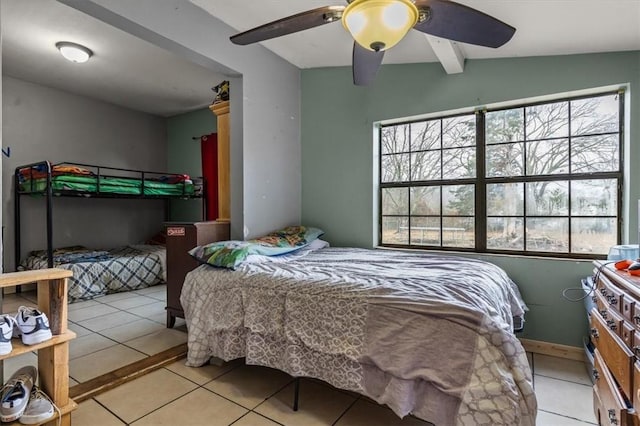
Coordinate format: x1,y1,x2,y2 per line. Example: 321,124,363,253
56,41,93,63
342,0,419,52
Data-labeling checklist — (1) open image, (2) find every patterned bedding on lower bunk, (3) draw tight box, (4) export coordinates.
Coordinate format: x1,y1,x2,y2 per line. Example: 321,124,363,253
181,247,536,426
20,245,166,302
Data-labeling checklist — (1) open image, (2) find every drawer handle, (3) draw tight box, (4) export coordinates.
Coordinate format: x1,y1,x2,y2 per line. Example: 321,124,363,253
608,409,618,425
634,346,640,357
593,369,599,381
606,320,617,331
634,315,640,325
600,309,608,319
600,289,607,295
591,328,599,339
607,296,618,306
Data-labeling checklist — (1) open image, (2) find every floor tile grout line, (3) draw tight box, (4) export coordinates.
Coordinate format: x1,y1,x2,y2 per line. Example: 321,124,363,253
534,373,593,388
331,394,360,426
246,410,286,426
91,396,129,425
119,385,203,425
537,408,598,425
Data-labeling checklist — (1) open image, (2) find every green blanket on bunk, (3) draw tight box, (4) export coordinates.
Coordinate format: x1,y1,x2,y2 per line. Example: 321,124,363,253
21,174,195,196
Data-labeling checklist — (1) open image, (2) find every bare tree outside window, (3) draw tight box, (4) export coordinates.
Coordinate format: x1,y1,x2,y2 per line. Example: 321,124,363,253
380,92,622,257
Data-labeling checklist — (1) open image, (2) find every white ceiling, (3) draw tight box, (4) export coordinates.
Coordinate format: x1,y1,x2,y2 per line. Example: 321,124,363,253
2,0,639,118
1,0,226,117
192,0,640,69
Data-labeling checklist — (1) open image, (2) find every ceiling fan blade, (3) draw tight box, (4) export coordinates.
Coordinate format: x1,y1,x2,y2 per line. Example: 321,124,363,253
230,6,345,45
352,43,384,86
413,0,515,48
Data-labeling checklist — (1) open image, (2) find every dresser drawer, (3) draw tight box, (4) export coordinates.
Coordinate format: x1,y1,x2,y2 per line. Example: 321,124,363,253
591,308,634,399
600,274,626,316
622,322,635,350
594,349,631,426
622,294,638,323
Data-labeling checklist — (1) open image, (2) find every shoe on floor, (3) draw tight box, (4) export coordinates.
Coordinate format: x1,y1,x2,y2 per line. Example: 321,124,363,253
15,306,52,346
0,315,17,355
19,386,58,425
0,365,37,422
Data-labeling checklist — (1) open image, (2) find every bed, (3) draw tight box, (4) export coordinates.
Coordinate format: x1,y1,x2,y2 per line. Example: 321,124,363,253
19,244,166,302
180,244,536,426
13,160,203,297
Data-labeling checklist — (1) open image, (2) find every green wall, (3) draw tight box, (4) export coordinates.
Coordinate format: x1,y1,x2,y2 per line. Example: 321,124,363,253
166,107,217,222
301,51,640,347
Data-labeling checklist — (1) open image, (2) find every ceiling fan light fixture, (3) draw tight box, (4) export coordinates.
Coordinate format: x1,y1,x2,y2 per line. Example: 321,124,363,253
56,41,93,63
343,0,418,51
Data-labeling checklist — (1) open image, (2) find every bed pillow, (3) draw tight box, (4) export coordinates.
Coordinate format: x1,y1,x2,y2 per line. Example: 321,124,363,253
189,225,324,269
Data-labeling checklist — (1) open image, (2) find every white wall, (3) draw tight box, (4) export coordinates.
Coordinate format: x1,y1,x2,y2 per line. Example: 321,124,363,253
2,76,168,270
60,0,302,240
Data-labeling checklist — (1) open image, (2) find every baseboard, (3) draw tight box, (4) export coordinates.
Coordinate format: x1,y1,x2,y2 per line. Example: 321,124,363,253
518,338,584,361
69,343,188,403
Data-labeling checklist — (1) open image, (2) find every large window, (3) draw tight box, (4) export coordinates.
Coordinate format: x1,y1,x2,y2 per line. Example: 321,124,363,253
379,91,623,258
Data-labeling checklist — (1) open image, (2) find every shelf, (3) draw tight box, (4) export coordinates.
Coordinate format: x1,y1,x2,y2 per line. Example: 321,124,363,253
0,331,76,361
0,269,72,288
2,400,77,426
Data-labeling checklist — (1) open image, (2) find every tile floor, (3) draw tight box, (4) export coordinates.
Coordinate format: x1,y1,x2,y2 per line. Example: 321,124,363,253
2,285,597,425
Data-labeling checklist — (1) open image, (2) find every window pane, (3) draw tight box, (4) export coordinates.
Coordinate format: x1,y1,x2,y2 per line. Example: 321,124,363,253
381,125,409,154
571,94,619,136
526,139,569,175
487,218,524,250
526,181,568,216
571,218,616,255
411,121,440,151
442,148,476,179
487,183,524,215
526,101,568,140
381,217,408,244
411,151,441,181
486,143,524,177
571,179,617,216
442,116,475,148
486,108,524,144
443,217,474,247
443,185,474,215
526,218,568,252
410,217,440,246
382,187,408,215
382,154,410,182
571,135,619,173
411,186,440,215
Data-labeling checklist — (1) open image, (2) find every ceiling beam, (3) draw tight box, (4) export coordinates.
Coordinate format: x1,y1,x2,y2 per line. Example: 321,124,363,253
424,35,465,74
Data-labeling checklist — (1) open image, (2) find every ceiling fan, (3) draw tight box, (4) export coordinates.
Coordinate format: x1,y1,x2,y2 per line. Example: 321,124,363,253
230,0,516,86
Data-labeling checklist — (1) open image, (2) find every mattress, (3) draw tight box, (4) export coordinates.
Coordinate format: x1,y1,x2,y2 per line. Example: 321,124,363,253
20,244,166,302
181,247,536,426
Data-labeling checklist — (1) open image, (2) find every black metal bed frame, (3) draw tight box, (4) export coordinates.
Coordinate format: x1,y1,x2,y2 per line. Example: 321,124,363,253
14,160,205,278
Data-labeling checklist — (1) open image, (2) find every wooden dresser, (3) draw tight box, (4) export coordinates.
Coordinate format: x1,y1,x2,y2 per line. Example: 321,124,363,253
164,221,230,327
590,260,640,426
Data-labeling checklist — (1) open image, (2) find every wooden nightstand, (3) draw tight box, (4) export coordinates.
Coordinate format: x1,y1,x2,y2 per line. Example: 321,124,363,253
164,221,230,327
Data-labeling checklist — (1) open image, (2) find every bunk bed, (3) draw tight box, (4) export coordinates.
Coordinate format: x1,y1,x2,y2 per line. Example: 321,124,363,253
14,160,204,301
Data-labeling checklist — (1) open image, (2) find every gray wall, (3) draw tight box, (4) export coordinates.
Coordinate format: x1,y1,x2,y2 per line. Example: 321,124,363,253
2,76,168,270
166,107,216,222
61,0,302,240
301,51,640,347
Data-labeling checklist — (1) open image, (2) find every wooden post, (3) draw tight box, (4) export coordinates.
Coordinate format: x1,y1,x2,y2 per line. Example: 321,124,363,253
210,100,230,222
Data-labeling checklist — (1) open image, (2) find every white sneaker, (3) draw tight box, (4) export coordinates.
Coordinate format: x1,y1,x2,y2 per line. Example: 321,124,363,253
15,307,52,346
0,366,37,422
0,315,17,355
19,386,59,425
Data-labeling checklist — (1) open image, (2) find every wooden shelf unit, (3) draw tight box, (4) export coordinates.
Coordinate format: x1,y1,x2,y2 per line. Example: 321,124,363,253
0,268,77,426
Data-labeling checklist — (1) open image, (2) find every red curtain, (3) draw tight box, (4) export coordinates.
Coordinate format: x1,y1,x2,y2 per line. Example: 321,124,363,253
200,133,218,220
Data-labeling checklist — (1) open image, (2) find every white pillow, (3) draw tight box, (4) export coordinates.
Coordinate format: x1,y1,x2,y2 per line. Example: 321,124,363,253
244,239,329,264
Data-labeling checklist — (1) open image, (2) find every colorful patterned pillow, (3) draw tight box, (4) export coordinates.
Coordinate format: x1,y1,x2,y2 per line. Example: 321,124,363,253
189,226,324,269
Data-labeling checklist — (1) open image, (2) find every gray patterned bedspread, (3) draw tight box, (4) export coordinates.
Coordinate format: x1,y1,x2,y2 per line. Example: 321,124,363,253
21,245,166,302
181,247,536,425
